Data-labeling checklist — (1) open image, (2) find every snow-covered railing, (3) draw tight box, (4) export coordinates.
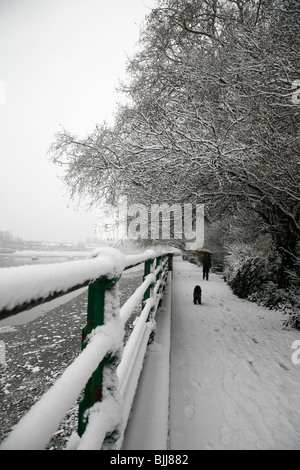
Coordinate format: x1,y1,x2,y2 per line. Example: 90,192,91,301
0,248,173,450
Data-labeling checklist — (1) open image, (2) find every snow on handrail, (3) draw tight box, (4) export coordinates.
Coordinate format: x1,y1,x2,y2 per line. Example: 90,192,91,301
123,250,159,269
0,248,173,450
0,248,167,320
77,256,171,450
120,273,156,324
118,297,155,396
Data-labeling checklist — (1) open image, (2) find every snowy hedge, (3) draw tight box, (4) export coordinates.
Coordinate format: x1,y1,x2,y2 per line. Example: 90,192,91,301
225,244,300,330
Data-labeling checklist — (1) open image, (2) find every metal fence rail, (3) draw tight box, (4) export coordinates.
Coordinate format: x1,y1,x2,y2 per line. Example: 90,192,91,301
0,248,173,450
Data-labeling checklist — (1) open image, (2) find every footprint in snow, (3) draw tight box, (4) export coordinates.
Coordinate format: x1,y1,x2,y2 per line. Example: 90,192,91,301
278,362,290,371
189,376,212,392
247,358,260,376
220,426,232,447
202,377,213,390
178,356,186,367
182,388,194,419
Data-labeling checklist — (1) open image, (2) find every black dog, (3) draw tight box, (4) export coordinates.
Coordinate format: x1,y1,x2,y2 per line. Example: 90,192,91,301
193,285,202,305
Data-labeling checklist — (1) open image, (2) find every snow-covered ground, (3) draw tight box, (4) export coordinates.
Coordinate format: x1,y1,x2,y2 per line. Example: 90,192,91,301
124,258,300,450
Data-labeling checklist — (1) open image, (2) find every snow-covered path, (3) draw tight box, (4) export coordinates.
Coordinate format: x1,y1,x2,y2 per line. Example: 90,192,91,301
169,259,300,450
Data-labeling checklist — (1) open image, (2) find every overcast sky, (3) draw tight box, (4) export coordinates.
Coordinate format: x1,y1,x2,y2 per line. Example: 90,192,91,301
0,0,157,243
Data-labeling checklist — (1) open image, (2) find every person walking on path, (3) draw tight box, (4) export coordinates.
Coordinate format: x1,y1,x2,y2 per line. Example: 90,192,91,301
202,252,211,280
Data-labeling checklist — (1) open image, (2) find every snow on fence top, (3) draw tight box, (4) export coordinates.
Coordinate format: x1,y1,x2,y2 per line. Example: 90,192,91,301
0,247,167,316
0,248,172,450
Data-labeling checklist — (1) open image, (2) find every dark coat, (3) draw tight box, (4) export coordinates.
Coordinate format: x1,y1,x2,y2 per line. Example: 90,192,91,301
202,254,211,269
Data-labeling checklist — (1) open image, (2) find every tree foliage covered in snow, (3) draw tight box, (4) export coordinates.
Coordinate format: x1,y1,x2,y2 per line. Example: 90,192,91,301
225,241,300,329
50,0,299,295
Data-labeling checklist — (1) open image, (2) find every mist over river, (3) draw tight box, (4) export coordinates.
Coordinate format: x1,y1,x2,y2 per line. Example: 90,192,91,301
0,252,87,269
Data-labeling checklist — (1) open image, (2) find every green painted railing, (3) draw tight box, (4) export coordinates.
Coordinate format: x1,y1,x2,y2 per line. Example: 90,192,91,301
0,248,173,450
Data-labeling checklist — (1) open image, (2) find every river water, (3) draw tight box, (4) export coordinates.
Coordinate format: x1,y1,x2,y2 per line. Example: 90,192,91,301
0,253,84,269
